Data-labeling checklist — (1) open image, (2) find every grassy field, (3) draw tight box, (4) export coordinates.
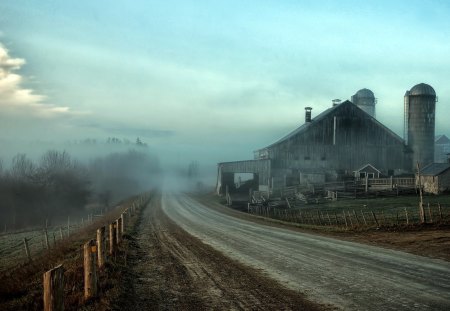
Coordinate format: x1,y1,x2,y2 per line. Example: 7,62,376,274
0,224,83,273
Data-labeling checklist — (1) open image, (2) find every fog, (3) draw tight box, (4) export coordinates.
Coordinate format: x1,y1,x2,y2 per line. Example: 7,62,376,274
1,1,450,229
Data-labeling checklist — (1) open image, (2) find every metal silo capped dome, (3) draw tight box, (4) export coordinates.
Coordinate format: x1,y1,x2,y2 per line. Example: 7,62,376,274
409,83,436,96
355,88,375,98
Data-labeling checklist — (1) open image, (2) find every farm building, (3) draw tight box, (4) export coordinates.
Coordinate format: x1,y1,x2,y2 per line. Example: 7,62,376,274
217,84,437,196
435,135,450,163
353,164,382,179
418,163,450,194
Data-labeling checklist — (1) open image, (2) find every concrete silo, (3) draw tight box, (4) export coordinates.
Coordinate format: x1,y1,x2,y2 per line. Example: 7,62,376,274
404,83,437,169
351,88,377,118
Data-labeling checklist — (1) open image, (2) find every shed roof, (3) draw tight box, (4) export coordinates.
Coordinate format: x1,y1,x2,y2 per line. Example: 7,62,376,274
435,134,450,144
420,163,450,176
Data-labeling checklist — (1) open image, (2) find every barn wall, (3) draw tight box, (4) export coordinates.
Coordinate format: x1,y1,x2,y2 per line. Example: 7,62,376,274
267,102,410,173
439,170,450,193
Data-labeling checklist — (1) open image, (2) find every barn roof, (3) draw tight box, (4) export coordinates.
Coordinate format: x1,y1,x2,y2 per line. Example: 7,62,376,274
420,163,450,176
435,134,450,144
260,100,404,150
354,164,381,173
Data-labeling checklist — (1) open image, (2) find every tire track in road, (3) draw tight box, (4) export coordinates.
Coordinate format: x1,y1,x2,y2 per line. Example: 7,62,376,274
162,192,450,311
123,193,326,310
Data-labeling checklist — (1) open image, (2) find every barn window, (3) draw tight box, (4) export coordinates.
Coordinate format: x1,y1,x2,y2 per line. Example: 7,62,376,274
304,156,310,160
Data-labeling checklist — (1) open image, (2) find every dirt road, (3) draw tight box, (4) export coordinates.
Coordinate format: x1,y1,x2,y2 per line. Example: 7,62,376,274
120,194,328,310
162,193,450,311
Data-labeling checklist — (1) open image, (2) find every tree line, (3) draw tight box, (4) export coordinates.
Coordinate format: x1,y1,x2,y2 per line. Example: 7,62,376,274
0,149,159,230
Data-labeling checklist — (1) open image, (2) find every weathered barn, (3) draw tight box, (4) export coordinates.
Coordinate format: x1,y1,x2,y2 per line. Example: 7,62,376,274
418,163,450,194
217,100,411,195
217,84,437,196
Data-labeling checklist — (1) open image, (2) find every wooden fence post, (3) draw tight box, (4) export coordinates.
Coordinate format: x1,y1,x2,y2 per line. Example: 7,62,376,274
427,203,433,223
371,211,380,227
97,226,106,269
361,210,367,226
121,213,126,235
116,218,122,244
43,264,64,311
109,222,117,256
59,227,63,240
438,203,443,222
347,211,354,227
84,239,98,300
353,210,360,226
67,216,70,237
404,207,409,224
44,229,50,250
23,238,31,262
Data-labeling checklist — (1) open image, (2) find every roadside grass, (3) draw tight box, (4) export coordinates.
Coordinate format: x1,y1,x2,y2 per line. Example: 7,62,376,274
0,195,147,311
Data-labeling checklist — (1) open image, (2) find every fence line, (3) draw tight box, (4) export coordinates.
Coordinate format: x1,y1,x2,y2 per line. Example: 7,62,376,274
0,195,149,273
247,202,450,228
41,194,149,310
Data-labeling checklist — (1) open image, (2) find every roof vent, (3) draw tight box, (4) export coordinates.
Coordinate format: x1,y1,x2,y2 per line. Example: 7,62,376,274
305,107,312,123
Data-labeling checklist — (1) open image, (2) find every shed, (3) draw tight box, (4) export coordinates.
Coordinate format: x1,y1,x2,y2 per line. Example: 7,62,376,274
354,164,381,179
418,163,450,194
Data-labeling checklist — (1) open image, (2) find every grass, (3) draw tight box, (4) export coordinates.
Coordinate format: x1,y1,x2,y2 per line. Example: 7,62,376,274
0,193,150,311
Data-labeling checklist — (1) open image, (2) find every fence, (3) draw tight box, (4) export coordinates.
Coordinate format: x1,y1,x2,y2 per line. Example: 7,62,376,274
42,194,149,310
247,202,450,228
0,217,95,272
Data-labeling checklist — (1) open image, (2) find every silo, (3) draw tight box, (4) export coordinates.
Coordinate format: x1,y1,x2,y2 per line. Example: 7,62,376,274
404,83,437,169
351,88,376,117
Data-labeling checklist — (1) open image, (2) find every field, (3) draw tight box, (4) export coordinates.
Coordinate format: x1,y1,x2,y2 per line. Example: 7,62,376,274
0,224,84,273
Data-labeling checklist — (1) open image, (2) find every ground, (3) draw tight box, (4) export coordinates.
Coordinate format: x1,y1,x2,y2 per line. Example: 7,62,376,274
116,193,331,310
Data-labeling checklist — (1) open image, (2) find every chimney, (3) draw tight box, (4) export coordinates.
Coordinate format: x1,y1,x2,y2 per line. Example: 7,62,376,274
305,107,312,123
332,99,341,107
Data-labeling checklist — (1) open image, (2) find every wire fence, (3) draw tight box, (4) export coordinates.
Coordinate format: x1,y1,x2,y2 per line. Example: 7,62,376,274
0,210,112,273
247,202,450,229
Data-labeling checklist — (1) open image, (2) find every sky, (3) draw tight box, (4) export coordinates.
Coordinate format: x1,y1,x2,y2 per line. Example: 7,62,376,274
1,0,450,169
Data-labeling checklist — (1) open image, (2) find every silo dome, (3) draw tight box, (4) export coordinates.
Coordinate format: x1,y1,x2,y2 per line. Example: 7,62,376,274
351,88,376,118
355,88,375,98
409,83,436,96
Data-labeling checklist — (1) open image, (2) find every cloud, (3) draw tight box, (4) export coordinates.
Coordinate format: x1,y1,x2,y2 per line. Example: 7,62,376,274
0,42,76,118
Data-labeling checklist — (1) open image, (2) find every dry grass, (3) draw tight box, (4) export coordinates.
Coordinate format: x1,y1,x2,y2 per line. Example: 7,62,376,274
0,194,148,311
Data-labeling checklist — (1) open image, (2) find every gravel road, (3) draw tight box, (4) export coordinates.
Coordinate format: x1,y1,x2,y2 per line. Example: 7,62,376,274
162,193,450,311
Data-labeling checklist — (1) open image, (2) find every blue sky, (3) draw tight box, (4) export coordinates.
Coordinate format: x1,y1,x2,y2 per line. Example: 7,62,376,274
1,0,450,166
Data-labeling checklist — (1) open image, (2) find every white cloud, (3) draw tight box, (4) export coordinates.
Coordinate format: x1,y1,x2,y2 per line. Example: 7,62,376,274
0,43,75,118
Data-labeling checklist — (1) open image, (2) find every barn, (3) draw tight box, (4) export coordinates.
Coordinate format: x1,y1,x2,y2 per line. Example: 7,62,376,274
217,84,436,196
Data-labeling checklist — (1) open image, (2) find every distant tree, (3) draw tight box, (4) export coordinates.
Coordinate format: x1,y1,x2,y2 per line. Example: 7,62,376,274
10,154,36,181
136,137,148,147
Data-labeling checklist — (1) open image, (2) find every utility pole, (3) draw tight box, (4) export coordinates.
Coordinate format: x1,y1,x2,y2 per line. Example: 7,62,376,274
417,162,425,223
